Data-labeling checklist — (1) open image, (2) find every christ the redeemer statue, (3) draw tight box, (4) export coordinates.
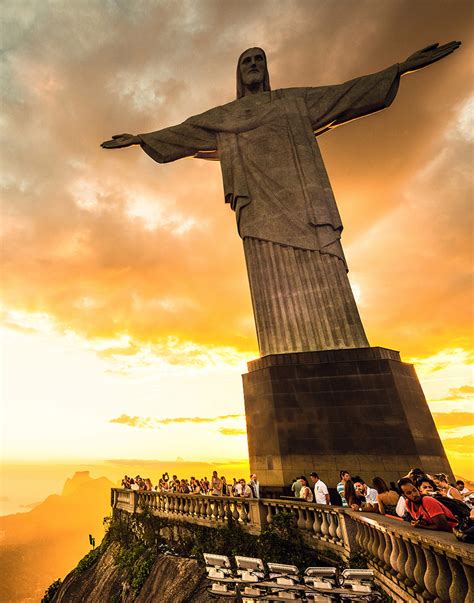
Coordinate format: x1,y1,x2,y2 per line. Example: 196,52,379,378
102,42,460,357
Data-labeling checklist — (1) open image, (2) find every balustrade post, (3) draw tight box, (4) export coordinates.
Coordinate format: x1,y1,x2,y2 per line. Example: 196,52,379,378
463,562,474,603
388,531,399,576
296,506,306,530
239,501,249,523
334,513,343,543
434,551,451,603
247,500,266,530
447,557,468,603
381,530,392,572
231,499,240,521
320,510,330,539
312,509,322,538
412,540,428,596
328,512,337,541
370,527,380,564
404,539,417,589
338,512,359,555
422,547,439,601
395,537,408,583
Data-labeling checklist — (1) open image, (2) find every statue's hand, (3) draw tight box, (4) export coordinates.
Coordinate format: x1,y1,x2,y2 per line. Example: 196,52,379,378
399,40,461,75
100,133,141,149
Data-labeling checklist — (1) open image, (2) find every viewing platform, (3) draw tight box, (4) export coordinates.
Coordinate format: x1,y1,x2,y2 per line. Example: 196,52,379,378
111,488,473,602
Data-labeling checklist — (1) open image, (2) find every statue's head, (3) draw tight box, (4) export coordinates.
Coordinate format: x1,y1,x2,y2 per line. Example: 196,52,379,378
236,47,271,99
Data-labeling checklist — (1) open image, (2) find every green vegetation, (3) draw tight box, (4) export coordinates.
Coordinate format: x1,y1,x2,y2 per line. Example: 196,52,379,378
75,546,102,573
41,578,62,602
105,507,325,574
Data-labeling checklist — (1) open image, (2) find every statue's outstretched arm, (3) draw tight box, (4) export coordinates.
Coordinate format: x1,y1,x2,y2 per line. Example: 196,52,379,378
101,120,217,164
306,40,461,136
399,41,461,76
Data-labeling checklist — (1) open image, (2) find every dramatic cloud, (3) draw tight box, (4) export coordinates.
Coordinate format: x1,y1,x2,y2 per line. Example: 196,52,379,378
109,413,244,429
1,1,472,473
1,0,472,358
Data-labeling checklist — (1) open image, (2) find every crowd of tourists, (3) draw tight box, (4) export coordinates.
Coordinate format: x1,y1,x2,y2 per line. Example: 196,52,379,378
119,466,472,537
291,468,473,536
121,470,260,498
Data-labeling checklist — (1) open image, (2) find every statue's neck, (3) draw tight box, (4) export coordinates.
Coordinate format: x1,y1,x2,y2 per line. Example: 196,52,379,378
243,82,265,96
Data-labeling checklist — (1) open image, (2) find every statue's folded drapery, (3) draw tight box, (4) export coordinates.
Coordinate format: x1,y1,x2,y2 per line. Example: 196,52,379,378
138,65,400,354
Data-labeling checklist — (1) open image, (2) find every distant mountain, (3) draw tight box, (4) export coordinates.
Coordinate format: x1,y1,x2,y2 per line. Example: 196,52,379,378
0,471,114,603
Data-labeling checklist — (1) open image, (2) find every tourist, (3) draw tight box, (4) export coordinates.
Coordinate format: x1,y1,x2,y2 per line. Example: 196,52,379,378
415,477,438,496
144,478,153,491
159,475,169,491
189,477,200,494
169,475,179,492
406,468,427,482
291,477,302,498
344,480,366,511
130,478,139,491
237,478,253,498
456,480,474,507
372,477,400,516
456,480,471,498
210,471,223,496
433,473,464,501
231,478,239,496
399,478,457,532
337,470,351,506
249,474,260,498
353,477,378,504
233,479,243,497
310,472,330,505
180,479,190,494
299,476,314,502
219,476,230,496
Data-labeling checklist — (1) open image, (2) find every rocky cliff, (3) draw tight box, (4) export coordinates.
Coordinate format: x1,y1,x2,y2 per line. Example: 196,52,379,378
46,503,320,602
50,541,225,603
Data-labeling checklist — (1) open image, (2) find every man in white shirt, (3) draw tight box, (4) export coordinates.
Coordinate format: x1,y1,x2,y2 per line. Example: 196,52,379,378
354,478,378,504
310,472,330,505
249,474,260,498
238,479,253,498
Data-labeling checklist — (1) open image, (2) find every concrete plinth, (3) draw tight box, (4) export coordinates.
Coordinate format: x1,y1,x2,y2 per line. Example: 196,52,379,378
242,347,453,491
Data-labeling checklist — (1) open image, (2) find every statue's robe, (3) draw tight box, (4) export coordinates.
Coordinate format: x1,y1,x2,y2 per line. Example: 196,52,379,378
139,65,400,355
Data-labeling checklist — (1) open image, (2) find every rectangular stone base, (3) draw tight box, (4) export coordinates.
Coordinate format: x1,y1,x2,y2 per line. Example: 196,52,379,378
242,347,453,490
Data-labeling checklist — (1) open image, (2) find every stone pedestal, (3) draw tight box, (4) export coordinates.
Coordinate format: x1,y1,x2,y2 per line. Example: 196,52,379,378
242,347,453,490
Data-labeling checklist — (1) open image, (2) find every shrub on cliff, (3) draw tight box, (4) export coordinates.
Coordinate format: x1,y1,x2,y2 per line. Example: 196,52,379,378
41,578,62,602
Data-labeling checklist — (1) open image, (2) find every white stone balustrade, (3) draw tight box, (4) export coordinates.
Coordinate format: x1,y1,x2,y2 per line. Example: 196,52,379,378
348,511,474,603
111,489,473,602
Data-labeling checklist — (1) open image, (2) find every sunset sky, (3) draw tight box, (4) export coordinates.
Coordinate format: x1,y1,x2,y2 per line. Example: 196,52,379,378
1,0,473,482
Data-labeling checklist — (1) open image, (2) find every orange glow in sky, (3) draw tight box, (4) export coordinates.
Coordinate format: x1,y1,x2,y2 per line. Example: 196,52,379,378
1,1,473,481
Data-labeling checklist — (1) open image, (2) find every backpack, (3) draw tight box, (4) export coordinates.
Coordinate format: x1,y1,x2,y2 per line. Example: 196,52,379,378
432,494,471,521
453,518,474,544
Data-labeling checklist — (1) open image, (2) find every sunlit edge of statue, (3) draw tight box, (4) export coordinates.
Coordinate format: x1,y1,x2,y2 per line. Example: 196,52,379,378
101,41,461,358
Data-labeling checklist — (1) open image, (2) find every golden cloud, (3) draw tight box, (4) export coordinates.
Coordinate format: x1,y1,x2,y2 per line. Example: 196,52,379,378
109,413,244,429
219,428,247,436
443,434,474,454
433,385,474,402
433,412,474,429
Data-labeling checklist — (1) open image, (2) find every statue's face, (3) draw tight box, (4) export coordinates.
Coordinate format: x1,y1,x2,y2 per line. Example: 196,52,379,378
239,48,266,88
